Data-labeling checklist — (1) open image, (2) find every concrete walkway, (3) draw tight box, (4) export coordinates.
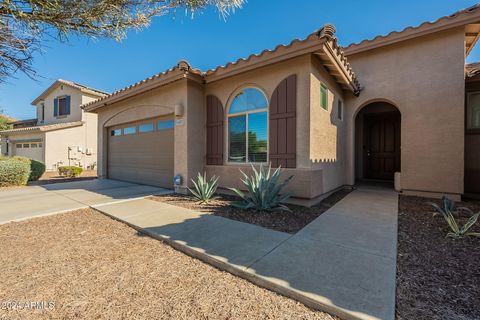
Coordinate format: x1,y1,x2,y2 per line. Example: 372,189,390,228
0,179,171,224
95,185,398,320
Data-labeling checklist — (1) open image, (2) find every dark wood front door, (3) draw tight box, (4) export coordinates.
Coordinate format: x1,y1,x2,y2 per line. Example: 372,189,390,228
364,112,400,180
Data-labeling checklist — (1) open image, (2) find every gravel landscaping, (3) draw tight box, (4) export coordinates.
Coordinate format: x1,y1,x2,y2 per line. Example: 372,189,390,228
150,188,352,234
0,208,337,320
396,195,480,320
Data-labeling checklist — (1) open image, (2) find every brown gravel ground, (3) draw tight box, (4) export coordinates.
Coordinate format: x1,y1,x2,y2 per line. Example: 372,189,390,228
396,195,480,320
150,189,352,234
0,208,337,320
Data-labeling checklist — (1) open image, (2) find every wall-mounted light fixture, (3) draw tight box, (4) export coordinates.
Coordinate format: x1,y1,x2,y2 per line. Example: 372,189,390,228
175,104,184,117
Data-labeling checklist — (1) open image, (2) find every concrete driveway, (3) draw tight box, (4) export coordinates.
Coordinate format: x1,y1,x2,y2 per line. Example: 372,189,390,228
0,179,172,224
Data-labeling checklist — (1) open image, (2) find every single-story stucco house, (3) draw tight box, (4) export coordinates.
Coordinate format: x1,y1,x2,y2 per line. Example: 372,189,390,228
0,80,108,170
83,4,480,203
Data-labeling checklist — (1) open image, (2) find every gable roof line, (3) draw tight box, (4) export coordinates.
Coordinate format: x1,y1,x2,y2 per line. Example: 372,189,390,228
0,121,84,134
343,3,480,55
82,24,361,112
82,61,204,112
31,79,109,105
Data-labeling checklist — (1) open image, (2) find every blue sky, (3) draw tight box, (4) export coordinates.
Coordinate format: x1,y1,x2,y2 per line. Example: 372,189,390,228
2,0,480,119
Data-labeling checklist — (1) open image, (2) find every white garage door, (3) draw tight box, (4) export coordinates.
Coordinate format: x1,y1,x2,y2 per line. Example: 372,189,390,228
13,142,43,163
107,117,174,188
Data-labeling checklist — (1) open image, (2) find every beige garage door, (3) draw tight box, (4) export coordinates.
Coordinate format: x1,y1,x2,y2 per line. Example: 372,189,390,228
107,116,174,188
14,142,43,163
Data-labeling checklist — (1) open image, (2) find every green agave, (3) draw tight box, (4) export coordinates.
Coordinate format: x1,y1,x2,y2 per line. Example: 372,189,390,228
188,172,219,203
429,197,480,239
229,164,293,212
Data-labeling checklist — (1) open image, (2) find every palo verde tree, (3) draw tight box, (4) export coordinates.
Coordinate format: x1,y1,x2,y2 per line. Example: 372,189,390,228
0,0,244,82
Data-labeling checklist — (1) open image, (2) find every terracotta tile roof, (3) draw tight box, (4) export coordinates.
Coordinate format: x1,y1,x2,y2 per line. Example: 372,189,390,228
82,60,203,111
0,121,84,134
204,24,360,93
344,4,480,54
31,79,109,105
466,62,480,78
83,25,360,111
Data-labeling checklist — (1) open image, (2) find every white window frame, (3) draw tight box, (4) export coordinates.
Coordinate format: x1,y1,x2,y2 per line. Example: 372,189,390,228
226,87,269,165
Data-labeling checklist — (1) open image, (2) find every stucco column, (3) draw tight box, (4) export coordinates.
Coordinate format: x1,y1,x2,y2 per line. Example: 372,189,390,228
173,80,206,193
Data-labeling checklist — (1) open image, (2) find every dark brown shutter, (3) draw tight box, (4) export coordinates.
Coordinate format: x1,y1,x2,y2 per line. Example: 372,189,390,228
269,74,297,168
206,95,224,165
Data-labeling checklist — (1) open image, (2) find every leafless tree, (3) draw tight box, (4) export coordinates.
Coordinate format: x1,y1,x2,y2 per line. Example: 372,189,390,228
0,0,244,82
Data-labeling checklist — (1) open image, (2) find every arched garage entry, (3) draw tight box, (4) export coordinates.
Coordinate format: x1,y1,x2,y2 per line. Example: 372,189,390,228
355,101,401,181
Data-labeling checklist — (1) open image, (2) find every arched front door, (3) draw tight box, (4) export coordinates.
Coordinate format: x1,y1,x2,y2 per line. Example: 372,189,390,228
355,102,401,181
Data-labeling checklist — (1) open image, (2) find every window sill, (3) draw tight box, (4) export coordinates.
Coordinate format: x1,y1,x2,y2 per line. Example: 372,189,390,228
56,115,69,119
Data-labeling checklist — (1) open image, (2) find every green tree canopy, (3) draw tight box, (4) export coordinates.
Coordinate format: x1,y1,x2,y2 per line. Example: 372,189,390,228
0,108,13,130
0,0,244,82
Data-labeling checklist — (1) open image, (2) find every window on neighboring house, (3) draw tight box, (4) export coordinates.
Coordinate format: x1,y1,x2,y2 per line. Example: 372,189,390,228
157,120,174,130
337,99,343,120
16,144,22,148
31,143,38,148
23,143,30,148
123,126,136,135
54,96,71,117
39,143,43,148
320,84,328,110
228,88,268,163
111,129,122,136
139,123,154,133
40,103,45,122
467,92,480,129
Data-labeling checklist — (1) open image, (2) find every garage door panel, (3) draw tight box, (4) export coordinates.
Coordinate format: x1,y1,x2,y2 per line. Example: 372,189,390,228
108,117,174,188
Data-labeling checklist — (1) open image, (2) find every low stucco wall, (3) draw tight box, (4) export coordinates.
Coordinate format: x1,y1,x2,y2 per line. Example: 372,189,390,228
205,165,324,199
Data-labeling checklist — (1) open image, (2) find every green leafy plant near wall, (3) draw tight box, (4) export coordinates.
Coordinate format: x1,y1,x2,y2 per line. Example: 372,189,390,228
12,156,45,181
188,172,219,203
430,196,480,239
58,166,83,178
0,156,30,187
229,164,293,212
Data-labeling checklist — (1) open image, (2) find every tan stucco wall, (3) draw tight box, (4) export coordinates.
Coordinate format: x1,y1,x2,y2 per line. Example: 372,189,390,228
344,27,466,198
310,55,347,193
44,125,96,170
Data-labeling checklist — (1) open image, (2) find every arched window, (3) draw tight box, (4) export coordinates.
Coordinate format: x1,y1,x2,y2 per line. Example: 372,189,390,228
227,88,268,163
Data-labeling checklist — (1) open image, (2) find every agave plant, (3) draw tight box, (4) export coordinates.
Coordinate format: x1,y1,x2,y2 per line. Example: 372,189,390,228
229,164,293,212
443,211,480,239
429,196,473,217
188,172,219,203
429,197,480,239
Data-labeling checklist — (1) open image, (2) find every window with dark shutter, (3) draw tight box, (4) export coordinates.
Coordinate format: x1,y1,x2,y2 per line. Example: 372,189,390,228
269,74,297,168
206,95,224,165
55,96,71,117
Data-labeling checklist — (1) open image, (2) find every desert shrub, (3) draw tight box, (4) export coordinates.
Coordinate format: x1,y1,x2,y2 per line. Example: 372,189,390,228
58,166,83,178
28,159,46,181
0,157,31,187
11,156,46,181
188,172,219,203
430,197,480,239
229,164,293,212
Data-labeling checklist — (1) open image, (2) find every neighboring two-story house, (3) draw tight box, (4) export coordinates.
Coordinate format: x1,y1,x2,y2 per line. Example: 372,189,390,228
0,79,108,171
